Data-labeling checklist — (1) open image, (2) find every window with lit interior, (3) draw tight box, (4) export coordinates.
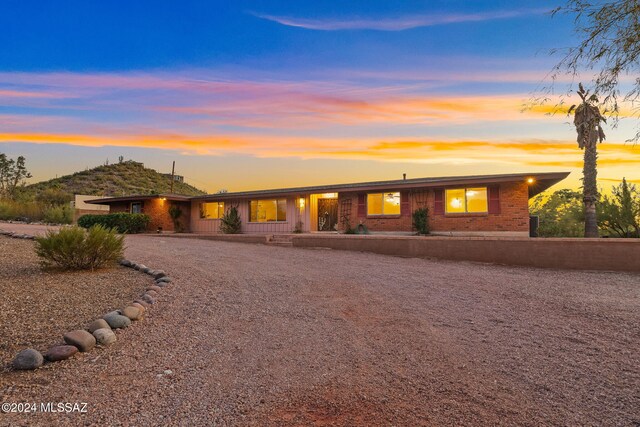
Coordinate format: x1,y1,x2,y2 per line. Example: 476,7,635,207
200,202,225,219
445,188,488,213
130,202,142,214
367,192,401,216
249,199,287,222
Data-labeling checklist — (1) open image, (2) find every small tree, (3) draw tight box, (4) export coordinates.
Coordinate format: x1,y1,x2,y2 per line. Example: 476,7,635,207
168,204,184,232
599,178,640,238
0,154,32,199
220,205,242,234
530,189,585,237
412,207,430,235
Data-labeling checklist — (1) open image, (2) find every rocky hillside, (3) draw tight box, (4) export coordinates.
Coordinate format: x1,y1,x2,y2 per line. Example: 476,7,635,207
24,161,206,197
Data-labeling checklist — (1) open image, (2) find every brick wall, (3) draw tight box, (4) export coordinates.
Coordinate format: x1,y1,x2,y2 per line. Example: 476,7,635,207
430,182,530,232
143,199,191,232
337,182,530,233
94,199,192,232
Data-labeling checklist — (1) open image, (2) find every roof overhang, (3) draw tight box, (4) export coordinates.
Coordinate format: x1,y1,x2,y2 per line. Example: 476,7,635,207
192,172,570,201
86,194,191,205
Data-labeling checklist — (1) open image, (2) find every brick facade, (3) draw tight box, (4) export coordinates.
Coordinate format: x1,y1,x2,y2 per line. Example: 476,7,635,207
337,182,530,233
89,199,191,232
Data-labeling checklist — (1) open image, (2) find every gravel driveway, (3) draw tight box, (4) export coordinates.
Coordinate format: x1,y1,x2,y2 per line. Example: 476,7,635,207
1,226,639,426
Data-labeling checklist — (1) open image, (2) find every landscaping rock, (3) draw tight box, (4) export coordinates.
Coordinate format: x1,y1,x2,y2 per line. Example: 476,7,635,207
122,306,142,320
133,299,150,308
145,289,158,298
64,330,96,352
154,281,167,288
131,302,146,313
45,345,78,362
87,319,111,333
103,312,132,329
141,294,156,305
13,349,44,370
119,259,132,267
93,328,117,346
142,267,152,274
153,270,167,279
135,264,147,271
146,285,162,293
156,276,172,283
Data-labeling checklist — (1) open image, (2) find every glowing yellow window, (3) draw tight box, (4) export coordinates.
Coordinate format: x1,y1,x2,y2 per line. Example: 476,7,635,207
200,202,224,219
249,199,287,222
445,188,488,213
367,192,400,216
466,188,488,213
445,189,466,213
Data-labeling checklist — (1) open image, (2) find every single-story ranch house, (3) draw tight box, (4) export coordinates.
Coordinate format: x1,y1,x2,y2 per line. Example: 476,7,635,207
87,171,569,236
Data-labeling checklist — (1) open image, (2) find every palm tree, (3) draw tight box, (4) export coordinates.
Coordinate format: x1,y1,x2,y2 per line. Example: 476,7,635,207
569,83,606,238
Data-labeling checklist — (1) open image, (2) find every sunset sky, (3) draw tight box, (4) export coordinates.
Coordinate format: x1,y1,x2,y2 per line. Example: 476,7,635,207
1,0,638,194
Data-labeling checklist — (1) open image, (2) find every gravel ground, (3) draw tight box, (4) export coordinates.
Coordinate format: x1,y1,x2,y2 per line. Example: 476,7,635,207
0,235,151,369
0,224,639,426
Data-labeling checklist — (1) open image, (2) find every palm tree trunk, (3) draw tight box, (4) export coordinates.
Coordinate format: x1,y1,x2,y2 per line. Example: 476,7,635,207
583,143,599,237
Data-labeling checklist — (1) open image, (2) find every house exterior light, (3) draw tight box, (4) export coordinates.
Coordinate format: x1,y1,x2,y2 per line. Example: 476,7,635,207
527,178,535,184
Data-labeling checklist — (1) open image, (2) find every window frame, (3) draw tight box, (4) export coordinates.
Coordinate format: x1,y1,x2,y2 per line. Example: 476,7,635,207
130,202,142,214
444,187,488,214
248,198,288,223
366,192,401,217
199,201,225,220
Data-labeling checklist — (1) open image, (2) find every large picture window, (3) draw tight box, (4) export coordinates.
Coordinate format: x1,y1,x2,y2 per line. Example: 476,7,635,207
250,199,287,222
367,192,401,216
445,187,488,213
200,202,224,219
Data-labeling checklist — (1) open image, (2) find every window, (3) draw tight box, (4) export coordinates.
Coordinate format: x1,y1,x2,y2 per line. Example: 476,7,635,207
445,187,488,213
367,192,401,216
130,202,142,214
249,199,287,222
200,202,224,219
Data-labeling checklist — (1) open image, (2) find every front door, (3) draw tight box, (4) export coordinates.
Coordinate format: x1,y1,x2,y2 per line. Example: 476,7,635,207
317,198,338,231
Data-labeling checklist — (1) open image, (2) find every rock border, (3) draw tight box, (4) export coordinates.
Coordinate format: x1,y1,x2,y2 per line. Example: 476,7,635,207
7,250,173,371
0,230,37,240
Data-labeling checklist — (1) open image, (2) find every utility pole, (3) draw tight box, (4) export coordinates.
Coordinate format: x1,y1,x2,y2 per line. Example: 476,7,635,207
170,161,175,194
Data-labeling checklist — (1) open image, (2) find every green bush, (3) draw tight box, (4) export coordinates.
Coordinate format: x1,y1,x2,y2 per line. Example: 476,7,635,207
78,213,150,234
220,206,242,234
43,204,73,224
412,207,430,235
35,225,124,270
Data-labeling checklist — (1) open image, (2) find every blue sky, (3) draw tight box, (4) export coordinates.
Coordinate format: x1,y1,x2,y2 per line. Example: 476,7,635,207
1,0,638,192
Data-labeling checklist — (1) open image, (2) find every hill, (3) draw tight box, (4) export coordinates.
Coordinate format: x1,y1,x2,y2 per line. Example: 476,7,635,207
24,161,207,198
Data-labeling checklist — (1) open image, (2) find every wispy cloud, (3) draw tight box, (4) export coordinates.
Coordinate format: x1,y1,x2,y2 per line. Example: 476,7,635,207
250,9,546,31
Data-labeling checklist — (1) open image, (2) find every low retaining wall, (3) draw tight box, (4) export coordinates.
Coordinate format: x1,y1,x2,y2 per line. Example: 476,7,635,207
290,235,640,273
147,233,268,244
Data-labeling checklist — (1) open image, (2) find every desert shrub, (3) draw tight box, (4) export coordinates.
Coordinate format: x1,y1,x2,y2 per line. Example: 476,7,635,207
78,213,150,234
0,199,46,221
35,225,124,270
35,188,73,206
412,207,430,235
43,204,73,224
220,206,241,234
293,220,304,233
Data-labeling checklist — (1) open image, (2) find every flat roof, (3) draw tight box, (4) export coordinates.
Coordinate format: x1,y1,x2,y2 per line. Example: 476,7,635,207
87,172,570,205
192,171,570,200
